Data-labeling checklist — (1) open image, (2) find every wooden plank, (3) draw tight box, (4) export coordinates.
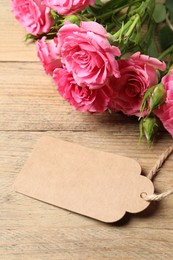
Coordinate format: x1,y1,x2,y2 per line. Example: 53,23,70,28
0,131,173,260
0,62,172,135
1,130,173,181
1,1,173,259
0,1,38,62
0,62,141,131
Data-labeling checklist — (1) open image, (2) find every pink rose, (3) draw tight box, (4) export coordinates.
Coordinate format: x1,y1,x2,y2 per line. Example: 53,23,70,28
42,0,96,16
108,52,166,116
57,21,121,89
154,69,173,136
36,37,62,74
53,68,113,112
11,0,53,35
130,52,166,71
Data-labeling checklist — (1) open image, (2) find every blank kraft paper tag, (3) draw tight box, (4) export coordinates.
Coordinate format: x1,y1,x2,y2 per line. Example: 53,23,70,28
14,136,154,223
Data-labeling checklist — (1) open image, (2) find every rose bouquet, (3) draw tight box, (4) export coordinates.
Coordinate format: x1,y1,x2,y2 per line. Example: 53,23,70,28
11,0,173,143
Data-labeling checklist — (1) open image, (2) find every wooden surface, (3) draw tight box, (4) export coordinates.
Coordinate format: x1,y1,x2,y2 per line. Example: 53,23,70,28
0,1,173,259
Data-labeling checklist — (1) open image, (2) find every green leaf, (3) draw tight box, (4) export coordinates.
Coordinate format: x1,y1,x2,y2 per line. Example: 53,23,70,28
25,34,36,42
159,25,173,50
140,85,155,114
169,64,173,71
96,0,102,4
147,38,159,58
153,3,166,23
166,0,173,23
87,0,133,18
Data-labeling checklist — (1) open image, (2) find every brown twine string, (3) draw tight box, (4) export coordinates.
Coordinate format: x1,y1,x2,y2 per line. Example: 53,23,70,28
147,145,173,180
142,144,173,202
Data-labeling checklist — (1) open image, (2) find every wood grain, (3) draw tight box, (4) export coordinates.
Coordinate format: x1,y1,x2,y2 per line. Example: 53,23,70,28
0,0,173,259
0,1,37,62
0,131,173,260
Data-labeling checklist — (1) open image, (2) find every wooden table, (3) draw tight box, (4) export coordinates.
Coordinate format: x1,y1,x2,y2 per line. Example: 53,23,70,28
0,1,173,259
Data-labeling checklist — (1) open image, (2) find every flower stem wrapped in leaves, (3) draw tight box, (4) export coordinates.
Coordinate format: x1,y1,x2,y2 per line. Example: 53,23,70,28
140,83,167,115
140,116,160,145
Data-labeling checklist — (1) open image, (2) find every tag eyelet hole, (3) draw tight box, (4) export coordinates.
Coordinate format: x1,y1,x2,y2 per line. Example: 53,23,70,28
140,192,147,198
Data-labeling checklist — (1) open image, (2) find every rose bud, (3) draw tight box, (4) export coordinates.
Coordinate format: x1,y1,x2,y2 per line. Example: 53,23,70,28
149,83,166,113
140,116,159,144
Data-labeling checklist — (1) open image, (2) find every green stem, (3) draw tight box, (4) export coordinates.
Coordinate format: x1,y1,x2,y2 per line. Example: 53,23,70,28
124,14,140,38
113,19,132,38
111,0,153,43
95,0,141,20
95,7,124,20
113,14,140,40
76,14,91,22
158,44,173,60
